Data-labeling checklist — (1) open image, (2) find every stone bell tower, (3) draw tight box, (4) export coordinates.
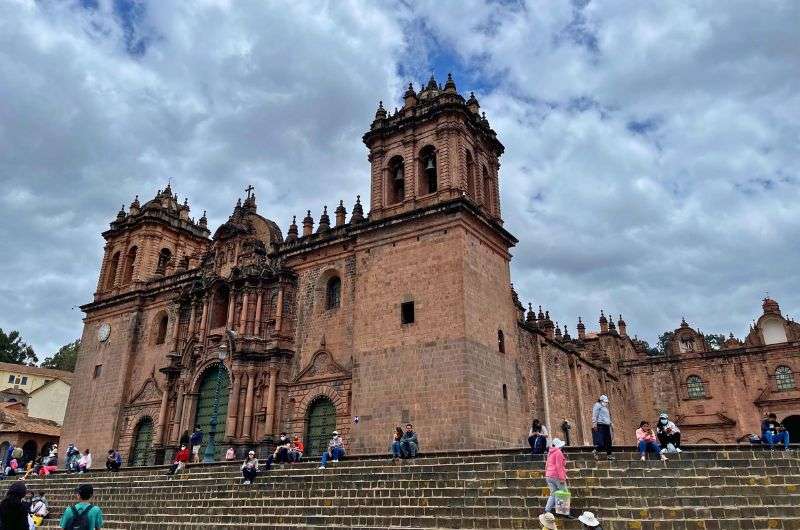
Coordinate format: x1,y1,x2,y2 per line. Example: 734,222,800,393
363,74,504,222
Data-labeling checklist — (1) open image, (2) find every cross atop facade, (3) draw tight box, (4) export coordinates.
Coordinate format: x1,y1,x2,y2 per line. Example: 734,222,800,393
245,185,255,199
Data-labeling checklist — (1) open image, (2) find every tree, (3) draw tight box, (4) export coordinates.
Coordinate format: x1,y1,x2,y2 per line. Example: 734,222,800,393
703,333,727,351
654,331,674,355
41,339,81,372
0,329,38,365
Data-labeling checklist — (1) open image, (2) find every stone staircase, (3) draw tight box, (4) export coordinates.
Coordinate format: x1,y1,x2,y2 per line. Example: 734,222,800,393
11,447,800,529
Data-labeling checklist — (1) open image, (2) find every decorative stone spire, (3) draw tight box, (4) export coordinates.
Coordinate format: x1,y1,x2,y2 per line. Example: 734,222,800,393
544,311,555,339
599,310,609,333
444,72,457,93
680,317,689,328
374,100,387,120
335,200,347,227
563,325,571,341
526,303,535,323
608,317,616,332
425,74,438,91
116,205,126,221
129,195,140,216
617,314,627,337
317,205,331,233
350,195,365,223
403,82,417,109
286,215,298,242
199,210,207,229
302,209,314,236
538,305,545,321
555,322,562,339
466,91,480,114
577,317,585,340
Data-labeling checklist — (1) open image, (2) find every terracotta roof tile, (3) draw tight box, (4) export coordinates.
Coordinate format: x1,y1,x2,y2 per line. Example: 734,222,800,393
0,404,61,437
0,362,73,384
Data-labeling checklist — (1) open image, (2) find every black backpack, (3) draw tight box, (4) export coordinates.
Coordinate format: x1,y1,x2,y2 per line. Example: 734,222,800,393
67,504,92,530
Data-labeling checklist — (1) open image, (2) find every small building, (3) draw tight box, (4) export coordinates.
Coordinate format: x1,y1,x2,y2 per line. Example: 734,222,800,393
0,362,73,394
0,402,60,466
28,378,72,425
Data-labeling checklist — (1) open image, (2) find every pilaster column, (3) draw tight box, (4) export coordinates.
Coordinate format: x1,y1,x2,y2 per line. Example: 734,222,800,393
170,382,185,443
254,290,263,337
225,371,242,439
226,290,236,329
199,297,209,336
187,302,197,338
264,367,279,436
275,286,284,333
239,289,249,334
241,371,255,440
156,384,170,445
171,308,181,351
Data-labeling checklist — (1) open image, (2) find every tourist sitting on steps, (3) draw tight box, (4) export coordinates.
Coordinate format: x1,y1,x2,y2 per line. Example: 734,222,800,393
266,432,292,468
65,443,81,473
105,450,121,472
400,423,419,459
543,438,567,515
578,511,602,529
655,413,682,453
289,436,304,463
241,450,260,485
166,445,189,476
591,395,615,460
761,413,790,450
319,430,345,469
636,421,668,462
30,491,49,526
59,484,104,530
538,512,558,530
528,418,549,455
391,427,403,461
3,456,19,478
225,447,236,461
78,449,92,473
0,482,31,530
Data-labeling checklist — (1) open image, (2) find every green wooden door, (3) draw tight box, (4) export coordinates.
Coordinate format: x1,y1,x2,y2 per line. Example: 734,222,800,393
305,398,336,456
194,365,230,459
130,418,153,466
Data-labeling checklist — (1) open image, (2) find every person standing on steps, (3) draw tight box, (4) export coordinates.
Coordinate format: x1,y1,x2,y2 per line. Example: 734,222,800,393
190,426,203,463
400,424,419,459
655,413,682,453
0,482,32,530
542,438,568,514
240,450,260,485
105,450,121,472
636,421,668,462
166,445,189,476
528,419,549,455
59,484,104,530
319,430,345,469
591,395,614,460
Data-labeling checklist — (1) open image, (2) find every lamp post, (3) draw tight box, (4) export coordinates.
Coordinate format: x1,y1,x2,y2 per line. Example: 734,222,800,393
203,342,228,463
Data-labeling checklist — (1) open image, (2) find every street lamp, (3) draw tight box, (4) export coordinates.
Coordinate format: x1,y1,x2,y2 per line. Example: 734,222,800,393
202,342,228,463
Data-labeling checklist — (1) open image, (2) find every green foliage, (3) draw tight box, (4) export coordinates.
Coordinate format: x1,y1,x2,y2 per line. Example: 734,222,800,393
0,328,38,365
41,339,81,372
703,333,727,350
655,331,674,355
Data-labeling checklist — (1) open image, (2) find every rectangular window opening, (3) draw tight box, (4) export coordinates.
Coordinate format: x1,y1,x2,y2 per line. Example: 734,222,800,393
94,364,103,379
502,384,508,400
401,301,415,325
20,377,27,385
7,375,14,383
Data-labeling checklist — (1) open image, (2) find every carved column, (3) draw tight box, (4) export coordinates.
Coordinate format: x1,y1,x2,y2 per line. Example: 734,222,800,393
264,367,279,436
171,307,181,351
241,371,255,440
170,381,185,443
156,385,170,445
239,289,249,334
225,371,242,440
226,289,236,329
199,297,209,336
275,285,284,333
254,289,263,337
187,302,197,338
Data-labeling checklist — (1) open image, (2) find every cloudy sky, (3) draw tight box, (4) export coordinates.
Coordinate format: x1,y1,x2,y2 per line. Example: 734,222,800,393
1,0,798,358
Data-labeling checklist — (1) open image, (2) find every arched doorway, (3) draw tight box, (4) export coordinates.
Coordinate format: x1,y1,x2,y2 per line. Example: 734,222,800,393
782,415,800,445
130,417,154,466
40,442,55,457
21,440,37,466
193,364,230,460
305,397,337,457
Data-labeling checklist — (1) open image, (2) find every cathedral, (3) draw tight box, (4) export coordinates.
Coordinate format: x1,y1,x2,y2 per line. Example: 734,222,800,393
61,75,799,465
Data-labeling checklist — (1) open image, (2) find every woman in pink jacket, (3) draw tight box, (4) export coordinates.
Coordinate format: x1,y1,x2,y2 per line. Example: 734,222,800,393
636,421,668,462
543,438,567,513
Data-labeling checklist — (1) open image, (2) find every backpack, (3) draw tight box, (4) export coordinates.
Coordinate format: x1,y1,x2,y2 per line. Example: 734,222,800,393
66,504,92,530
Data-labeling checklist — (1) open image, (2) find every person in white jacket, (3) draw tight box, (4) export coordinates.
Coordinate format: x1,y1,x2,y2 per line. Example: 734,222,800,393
78,449,93,473
655,413,681,452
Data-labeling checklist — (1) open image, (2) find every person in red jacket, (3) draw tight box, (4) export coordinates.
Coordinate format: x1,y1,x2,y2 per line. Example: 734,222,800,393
166,445,189,476
543,438,567,514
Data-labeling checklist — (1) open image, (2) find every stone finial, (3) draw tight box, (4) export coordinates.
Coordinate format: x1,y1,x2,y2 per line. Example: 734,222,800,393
116,205,126,221
199,210,207,228
444,72,457,93
350,195,365,223
335,200,347,227
599,310,609,333
563,325,571,340
577,316,586,340
555,322,562,339
425,74,438,91
526,303,535,323
286,215,298,242
617,314,627,337
317,205,331,233
302,209,314,236
403,82,417,109
374,100,387,120
608,317,616,332
129,195,141,216
466,91,480,114
538,305,545,321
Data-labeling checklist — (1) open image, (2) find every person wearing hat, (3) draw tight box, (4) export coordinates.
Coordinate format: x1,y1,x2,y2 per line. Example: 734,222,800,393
578,511,602,529
319,430,345,469
591,395,615,460
59,484,104,529
543,438,568,514
240,450,260,485
655,413,682,453
0,481,32,529
538,512,558,530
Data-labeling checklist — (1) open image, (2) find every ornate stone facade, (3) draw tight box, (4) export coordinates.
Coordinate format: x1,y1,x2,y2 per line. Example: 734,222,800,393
61,76,798,464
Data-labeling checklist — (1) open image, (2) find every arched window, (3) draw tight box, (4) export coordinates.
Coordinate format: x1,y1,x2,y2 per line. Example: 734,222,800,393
326,276,341,310
482,166,492,211
686,375,706,399
419,145,437,195
155,248,172,275
497,329,505,353
465,151,475,198
387,156,405,205
155,313,168,345
775,366,796,391
122,246,137,284
105,251,120,290
210,285,230,329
